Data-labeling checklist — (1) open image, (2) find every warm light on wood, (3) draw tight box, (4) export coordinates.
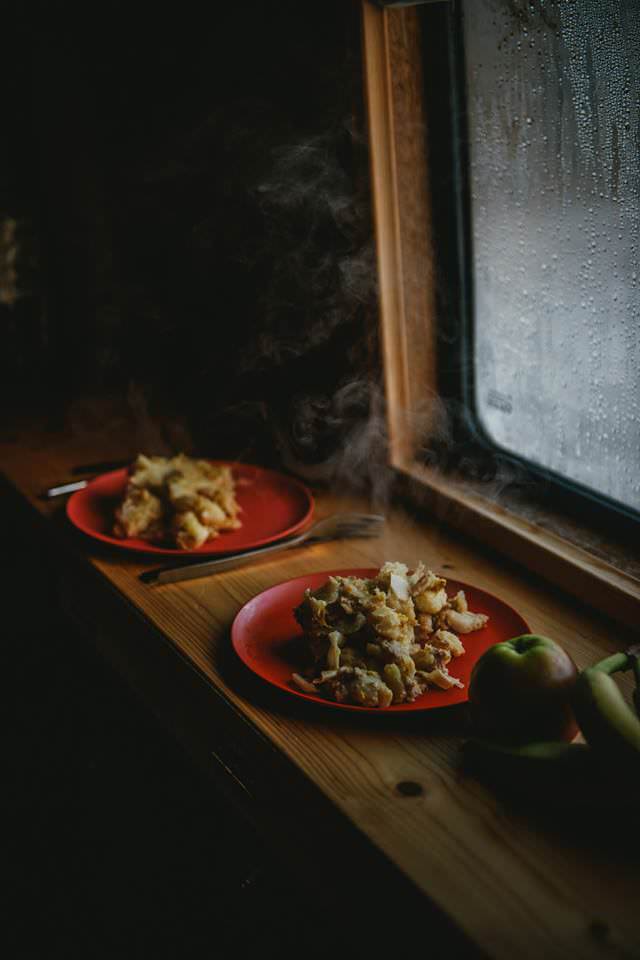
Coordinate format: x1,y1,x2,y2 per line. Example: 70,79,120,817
1,423,639,959
362,0,437,465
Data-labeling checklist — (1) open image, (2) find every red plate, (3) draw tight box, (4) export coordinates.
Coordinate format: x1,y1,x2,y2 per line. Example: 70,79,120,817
67,462,314,556
231,568,530,713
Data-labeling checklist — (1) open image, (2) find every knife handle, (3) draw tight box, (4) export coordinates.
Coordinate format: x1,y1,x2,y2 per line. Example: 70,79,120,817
140,533,308,585
44,479,90,498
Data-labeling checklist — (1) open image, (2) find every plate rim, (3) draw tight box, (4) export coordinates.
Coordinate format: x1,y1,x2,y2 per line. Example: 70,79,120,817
66,460,315,556
231,566,532,715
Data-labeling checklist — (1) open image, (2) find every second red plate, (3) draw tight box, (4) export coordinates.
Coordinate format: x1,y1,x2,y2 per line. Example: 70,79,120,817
231,568,531,713
67,462,314,556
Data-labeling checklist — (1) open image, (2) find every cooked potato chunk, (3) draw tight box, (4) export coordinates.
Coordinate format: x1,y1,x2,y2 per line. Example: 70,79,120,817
113,453,241,548
292,563,489,708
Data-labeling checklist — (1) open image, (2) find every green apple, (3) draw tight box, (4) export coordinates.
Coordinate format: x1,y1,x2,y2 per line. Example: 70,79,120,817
468,634,579,743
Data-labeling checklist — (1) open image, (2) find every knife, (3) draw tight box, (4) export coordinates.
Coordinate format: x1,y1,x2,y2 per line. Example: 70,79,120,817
43,458,130,498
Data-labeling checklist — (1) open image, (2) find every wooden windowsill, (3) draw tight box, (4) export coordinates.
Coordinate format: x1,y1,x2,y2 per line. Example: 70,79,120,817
2,420,639,959
397,460,640,630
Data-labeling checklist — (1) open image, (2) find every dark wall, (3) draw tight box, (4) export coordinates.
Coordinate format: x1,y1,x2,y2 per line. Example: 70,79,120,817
1,1,376,468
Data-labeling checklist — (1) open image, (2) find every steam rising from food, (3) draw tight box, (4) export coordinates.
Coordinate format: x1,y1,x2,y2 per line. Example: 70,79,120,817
238,124,401,502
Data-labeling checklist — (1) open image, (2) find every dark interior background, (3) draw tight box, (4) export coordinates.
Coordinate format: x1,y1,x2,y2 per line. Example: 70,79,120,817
1,0,376,470
2,5,381,957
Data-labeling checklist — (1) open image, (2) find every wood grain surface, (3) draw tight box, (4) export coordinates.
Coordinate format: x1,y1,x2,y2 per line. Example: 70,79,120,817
363,1,438,464
2,421,639,960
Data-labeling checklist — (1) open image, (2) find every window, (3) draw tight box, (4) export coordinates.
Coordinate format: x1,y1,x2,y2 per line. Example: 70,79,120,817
460,0,640,520
362,0,640,624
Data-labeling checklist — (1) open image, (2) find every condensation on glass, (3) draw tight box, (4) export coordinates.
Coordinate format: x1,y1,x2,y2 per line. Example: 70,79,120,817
463,0,640,514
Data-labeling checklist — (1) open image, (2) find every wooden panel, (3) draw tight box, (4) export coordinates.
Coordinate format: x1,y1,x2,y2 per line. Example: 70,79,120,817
362,1,437,462
2,423,640,960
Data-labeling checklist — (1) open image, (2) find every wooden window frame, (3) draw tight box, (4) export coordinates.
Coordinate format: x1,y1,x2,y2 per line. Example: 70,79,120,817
361,0,640,628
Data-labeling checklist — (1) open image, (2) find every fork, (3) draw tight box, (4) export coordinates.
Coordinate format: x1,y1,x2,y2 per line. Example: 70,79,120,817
140,513,385,586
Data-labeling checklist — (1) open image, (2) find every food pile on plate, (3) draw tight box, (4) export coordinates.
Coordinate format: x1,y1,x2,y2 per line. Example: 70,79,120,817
113,454,241,549
292,562,489,708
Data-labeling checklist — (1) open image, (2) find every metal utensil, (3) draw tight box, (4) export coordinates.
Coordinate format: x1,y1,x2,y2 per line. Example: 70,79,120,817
43,459,131,498
140,513,385,586
43,479,90,499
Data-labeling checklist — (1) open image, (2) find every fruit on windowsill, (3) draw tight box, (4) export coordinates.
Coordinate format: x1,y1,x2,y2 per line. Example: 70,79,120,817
460,737,640,809
572,650,640,764
468,634,579,744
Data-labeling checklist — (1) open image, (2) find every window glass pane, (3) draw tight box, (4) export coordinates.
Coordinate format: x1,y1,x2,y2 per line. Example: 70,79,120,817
463,0,640,514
